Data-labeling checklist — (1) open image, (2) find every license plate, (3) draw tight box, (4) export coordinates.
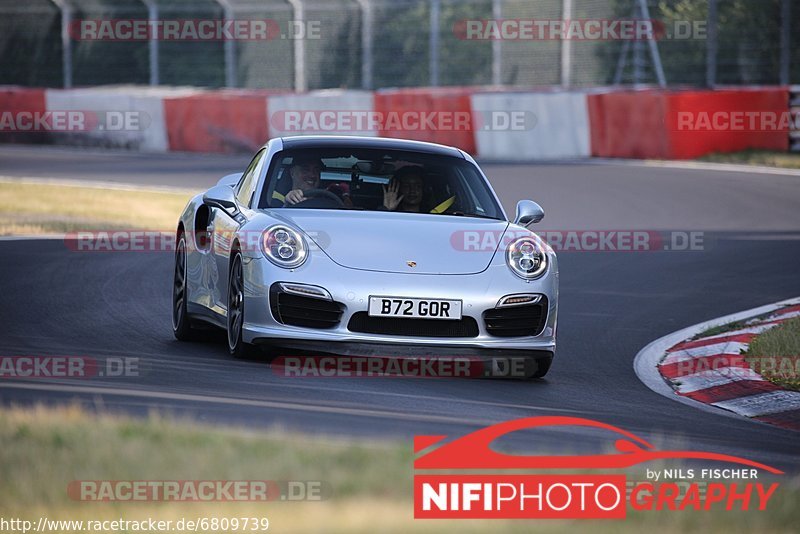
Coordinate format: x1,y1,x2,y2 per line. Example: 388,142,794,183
368,297,462,320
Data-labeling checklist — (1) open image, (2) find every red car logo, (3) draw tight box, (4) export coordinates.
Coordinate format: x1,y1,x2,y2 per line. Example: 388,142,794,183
414,416,783,473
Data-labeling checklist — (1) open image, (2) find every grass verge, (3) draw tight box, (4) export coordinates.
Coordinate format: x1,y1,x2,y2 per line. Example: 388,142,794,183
693,321,748,340
0,405,798,533
0,181,194,235
746,317,800,391
698,150,800,169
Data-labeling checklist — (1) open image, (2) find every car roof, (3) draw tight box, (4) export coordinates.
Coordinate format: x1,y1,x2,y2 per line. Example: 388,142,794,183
278,135,465,158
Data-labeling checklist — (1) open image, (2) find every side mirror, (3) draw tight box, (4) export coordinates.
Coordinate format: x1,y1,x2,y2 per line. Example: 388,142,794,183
203,184,238,212
514,200,545,227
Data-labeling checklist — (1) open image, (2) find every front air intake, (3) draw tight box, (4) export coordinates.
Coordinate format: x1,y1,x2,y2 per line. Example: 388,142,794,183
483,297,548,337
269,284,343,329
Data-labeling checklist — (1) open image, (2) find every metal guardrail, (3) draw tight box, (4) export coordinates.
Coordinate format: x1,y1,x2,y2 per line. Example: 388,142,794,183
0,0,795,91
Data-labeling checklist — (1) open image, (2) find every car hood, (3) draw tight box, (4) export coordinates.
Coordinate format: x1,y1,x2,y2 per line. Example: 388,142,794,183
267,209,509,275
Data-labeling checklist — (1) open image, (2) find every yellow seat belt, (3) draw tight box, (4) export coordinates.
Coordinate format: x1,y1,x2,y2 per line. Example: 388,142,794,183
429,196,455,214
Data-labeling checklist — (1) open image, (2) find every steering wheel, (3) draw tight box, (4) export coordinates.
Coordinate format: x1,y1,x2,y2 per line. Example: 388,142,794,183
286,188,345,208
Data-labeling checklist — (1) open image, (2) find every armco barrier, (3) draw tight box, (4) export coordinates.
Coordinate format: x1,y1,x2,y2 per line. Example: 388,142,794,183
589,88,789,159
267,90,376,138
44,86,199,152
374,87,476,154
165,90,275,153
0,87,48,144
471,92,591,160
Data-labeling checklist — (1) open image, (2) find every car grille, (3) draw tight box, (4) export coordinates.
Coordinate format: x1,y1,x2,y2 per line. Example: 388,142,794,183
270,290,344,329
483,297,548,337
347,313,479,338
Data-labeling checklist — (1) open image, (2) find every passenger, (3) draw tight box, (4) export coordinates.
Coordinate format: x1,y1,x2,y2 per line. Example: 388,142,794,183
382,166,457,214
382,166,425,212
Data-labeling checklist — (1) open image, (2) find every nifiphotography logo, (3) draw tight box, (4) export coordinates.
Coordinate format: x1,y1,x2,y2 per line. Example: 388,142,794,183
413,417,782,519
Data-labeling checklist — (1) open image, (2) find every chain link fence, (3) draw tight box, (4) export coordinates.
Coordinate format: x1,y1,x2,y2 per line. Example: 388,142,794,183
0,0,796,90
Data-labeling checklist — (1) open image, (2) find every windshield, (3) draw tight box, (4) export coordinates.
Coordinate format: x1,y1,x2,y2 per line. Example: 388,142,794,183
257,148,504,220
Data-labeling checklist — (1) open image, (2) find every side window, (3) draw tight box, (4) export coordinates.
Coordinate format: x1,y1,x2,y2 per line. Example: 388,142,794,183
236,149,266,207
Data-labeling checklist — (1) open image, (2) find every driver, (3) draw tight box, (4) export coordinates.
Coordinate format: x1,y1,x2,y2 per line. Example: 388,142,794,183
284,155,324,205
279,155,353,207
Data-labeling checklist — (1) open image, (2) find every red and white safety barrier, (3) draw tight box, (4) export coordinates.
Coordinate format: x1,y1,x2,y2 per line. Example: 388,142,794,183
45,86,200,152
0,85,791,159
267,89,376,138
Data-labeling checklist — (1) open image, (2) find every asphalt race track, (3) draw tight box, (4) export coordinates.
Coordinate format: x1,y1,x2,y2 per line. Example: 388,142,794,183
1,145,799,471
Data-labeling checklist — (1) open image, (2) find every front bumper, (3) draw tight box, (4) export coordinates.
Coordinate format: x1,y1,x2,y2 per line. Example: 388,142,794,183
239,251,558,354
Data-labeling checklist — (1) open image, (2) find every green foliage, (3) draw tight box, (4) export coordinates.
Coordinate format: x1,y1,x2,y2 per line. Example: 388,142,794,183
602,0,795,86
746,316,800,391
371,0,493,89
1,0,796,89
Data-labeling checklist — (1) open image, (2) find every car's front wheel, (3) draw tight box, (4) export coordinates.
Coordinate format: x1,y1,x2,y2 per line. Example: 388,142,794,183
227,252,257,359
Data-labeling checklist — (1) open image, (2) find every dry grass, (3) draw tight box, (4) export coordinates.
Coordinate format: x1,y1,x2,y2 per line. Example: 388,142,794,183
0,405,798,533
698,150,800,169
0,181,194,235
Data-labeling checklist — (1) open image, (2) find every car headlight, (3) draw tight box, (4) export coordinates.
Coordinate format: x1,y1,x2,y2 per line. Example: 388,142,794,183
261,225,307,268
506,236,547,279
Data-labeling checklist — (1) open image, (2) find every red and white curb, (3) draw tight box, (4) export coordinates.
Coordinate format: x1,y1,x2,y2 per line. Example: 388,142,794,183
634,297,800,431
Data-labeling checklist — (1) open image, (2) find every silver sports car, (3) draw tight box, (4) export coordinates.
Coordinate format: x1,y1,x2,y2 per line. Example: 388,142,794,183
172,136,558,377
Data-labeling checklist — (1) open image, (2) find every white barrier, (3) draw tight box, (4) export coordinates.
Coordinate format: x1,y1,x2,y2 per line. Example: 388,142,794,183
44,86,198,152
267,90,376,138
471,92,591,160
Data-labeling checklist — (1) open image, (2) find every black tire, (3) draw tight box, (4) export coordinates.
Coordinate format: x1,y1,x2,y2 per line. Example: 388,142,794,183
227,252,258,359
530,355,553,379
172,233,200,341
